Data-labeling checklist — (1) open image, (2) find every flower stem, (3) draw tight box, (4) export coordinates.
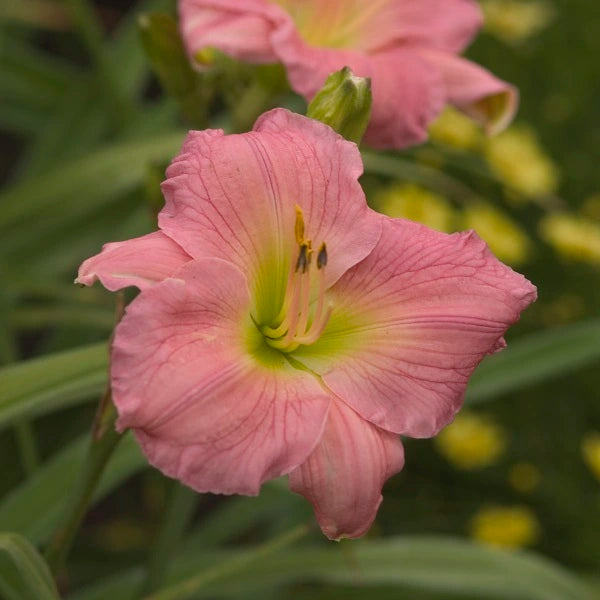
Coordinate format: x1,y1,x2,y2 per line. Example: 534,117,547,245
143,523,310,600
44,393,121,575
140,482,199,595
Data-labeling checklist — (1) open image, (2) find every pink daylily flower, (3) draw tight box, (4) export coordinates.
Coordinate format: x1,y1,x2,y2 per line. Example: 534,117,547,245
77,109,536,539
178,0,517,149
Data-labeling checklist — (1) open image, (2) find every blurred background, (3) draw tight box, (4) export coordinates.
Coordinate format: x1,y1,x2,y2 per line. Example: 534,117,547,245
1,0,599,598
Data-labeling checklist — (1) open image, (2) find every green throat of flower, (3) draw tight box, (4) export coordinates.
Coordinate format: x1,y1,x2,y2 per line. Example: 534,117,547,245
260,206,332,353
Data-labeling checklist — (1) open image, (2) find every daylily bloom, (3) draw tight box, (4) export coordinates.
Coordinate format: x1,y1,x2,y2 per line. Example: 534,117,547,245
179,0,518,149
77,109,536,539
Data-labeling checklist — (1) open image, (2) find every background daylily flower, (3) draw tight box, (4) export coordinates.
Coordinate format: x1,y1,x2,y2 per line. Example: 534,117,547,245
178,0,518,148
77,109,536,539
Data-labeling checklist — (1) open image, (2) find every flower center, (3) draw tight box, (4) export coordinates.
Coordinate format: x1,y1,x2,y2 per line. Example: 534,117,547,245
269,0,392,49
261,206,332,353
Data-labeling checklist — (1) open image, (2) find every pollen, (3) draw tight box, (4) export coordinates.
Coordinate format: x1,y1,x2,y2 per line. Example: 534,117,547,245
262,210,332,352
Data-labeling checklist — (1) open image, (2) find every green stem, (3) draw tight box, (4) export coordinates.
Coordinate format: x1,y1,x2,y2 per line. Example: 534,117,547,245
140,482,199,595
14,420,39,476
63,0,134,129
144,523,310,600
44,397,122,575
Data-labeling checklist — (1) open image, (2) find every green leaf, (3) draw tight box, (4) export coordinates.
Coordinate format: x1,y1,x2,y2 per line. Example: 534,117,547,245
0,131,185,232
0,433,145,545
0,343,107,430
466,318,600,403
0,533,59,600
69,536,595,600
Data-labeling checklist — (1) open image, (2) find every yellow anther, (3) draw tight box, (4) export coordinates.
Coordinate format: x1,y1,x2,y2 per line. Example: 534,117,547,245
294,205,305,244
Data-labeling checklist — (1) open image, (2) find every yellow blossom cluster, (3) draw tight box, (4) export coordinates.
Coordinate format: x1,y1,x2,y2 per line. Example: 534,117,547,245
462,203,531,265
428,106,483,151
539,213,600,264
485,126,559,198
470,505,541,548
435,412,507,470
481,0,554,45
372,183,455,232
373,184,531,265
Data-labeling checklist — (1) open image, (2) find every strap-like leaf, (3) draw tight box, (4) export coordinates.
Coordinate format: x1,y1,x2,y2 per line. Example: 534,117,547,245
0,533,59,600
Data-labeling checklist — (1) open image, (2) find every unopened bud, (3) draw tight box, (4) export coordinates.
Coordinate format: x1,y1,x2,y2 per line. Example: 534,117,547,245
307,67,372,144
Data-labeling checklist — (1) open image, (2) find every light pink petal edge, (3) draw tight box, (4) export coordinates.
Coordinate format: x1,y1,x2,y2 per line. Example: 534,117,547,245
112,258,331,495
76,231,193,292
290,399,404,540
179,0,285,64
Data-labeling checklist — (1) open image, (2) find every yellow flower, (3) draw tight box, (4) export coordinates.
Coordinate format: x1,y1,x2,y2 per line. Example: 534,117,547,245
582,433,600,482
372,183,455,232
428,106,483,151
485,126,559,198
462,203,531,265
539,213,600,264
482,0,554,45
508,462,541,494
435,413,506,470
470,506,541,549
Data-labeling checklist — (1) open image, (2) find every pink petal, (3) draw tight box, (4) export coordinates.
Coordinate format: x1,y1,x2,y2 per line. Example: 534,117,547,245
356,0,483,54
159,109,381,306
271,27,445,148
363,49,445,149
179,0,284,64
295,217,536,438
418,49,518,135
76,231,192,291
289,399,404,540
112,258,331,495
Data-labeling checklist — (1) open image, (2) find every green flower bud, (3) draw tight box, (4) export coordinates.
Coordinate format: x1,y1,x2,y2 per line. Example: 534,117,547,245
307,67,372,144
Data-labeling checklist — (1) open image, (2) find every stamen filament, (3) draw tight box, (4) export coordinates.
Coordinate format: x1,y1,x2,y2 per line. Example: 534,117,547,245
294,304,333,345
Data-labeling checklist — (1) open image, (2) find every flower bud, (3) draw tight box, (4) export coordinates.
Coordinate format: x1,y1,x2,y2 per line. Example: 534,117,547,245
307,67,372,144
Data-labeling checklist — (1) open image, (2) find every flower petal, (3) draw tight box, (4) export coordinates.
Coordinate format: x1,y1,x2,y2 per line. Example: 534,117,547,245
179,0,283,64
419,49,518,135
271,27,445,149
364,50,445,149
159,109,381,322
112,258,331,495
76,231,192,291
289,399,404,540
295,217,537,438
357,0,483,54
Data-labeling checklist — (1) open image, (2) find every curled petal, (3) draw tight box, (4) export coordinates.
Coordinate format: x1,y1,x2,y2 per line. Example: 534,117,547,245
419,49,518,135
289,399,404,540
112,258,331,495
76,231,192,291
179,0,284,64
296,217,537,438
